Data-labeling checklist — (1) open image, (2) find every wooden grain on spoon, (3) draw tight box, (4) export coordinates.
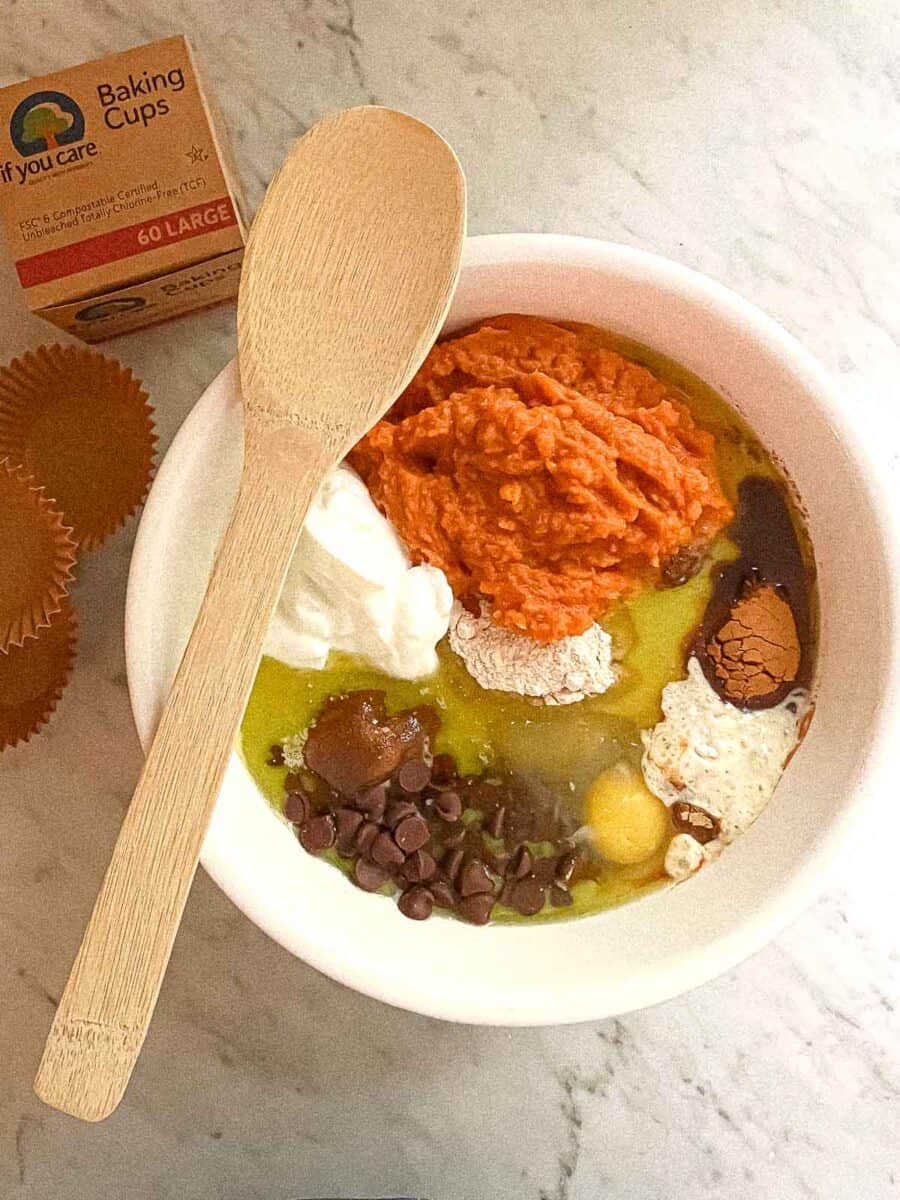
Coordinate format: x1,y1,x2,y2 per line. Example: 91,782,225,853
34,106,465,1122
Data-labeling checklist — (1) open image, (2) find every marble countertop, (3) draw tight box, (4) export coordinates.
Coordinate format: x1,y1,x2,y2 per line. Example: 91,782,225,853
1,1,898,1197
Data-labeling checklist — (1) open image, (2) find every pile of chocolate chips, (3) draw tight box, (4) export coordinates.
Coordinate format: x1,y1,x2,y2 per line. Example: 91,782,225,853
271,690,587,924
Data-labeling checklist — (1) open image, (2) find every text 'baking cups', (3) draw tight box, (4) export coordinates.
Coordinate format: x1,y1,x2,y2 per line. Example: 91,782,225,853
0,598,76,750
0,345,157,551
0,458,77,652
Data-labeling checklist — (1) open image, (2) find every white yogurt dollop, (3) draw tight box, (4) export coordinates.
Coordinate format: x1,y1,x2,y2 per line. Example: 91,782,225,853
263,465,452,679
642,656,809,878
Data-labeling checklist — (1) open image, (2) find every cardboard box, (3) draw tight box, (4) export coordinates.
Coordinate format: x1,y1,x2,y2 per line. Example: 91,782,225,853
0,36,246,341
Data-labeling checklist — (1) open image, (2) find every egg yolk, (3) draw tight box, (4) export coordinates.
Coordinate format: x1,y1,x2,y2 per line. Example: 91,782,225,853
586,764,670,864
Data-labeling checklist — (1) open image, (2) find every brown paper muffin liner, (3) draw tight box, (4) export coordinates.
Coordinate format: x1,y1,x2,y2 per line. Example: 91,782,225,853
0,457,77,652
0,345,157,552
0,597,76,750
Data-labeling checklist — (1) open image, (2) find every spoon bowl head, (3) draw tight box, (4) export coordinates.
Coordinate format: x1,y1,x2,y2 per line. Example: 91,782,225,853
237,106,466,456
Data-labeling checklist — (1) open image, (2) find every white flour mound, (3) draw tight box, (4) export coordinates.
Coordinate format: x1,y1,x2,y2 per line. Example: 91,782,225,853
448,601,616,705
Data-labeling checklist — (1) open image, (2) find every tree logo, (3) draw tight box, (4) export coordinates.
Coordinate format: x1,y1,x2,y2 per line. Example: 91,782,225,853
75,296,146,322
10,90,85,157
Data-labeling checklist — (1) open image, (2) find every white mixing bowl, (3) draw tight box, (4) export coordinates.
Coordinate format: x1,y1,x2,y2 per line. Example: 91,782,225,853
126,234,899,1025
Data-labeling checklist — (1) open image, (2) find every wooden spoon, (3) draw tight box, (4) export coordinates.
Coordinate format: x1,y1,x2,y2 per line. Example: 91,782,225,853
34,106,465,1122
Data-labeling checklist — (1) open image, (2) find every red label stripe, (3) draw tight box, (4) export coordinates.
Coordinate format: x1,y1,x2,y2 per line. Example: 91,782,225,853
16,197,239,288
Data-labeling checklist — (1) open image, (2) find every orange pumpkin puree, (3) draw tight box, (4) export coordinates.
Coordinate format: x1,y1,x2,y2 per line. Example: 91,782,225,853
350,315,732,642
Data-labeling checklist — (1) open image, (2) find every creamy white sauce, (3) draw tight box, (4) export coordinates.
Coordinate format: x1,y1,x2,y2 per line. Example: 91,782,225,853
264,465,452,679
448,600,616,704
664,832,705,881
642,656,808,878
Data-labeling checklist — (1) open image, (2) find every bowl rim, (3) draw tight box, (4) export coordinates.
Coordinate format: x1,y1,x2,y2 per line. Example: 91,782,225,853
126,232,900,1024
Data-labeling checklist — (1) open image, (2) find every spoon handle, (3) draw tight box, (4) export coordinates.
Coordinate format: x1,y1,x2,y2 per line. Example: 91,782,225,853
34,421,327,1122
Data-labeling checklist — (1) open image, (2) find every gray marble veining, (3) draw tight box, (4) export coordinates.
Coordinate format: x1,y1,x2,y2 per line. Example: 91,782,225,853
1,2,898,1197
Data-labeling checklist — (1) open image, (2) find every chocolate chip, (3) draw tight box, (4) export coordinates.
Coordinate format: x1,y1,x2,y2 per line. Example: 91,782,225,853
671,801,721,844
333,807,363,853
353,857,389,892
550,884,573,908
486,805,506,839
398,886,434,921
459,860,494,897
372,831,406,868
298,814,336,853
401,849,437,884
430,878,458,908
555,850,577,885
354,820,379,855
486,849,510,875
284,772,306,793
268,744,285,766
442,847,464,885
457,893,494,925
508,877,545,916
509,845,533,879
394,814,430,853
356,782,388,821
385,799,419,829
284,792,310,825
442,825,466,849
397,758,431,794
431,752,457,785
434,790,462,823
661,545,705,587
531,856,558,885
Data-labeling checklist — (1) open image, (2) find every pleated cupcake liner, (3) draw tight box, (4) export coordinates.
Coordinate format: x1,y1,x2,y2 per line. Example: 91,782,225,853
0,597,77,751
0,457,77,653
0,344,157,552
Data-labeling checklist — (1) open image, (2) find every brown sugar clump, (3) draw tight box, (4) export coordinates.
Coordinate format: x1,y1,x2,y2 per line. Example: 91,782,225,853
303,690,439,795
707,584,800,704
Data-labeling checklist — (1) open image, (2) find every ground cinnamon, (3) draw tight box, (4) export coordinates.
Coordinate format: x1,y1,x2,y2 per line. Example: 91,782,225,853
695,475,814,710
707,584,800,703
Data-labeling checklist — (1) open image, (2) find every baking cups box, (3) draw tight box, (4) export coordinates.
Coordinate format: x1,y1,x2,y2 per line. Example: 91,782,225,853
0,36,247,341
